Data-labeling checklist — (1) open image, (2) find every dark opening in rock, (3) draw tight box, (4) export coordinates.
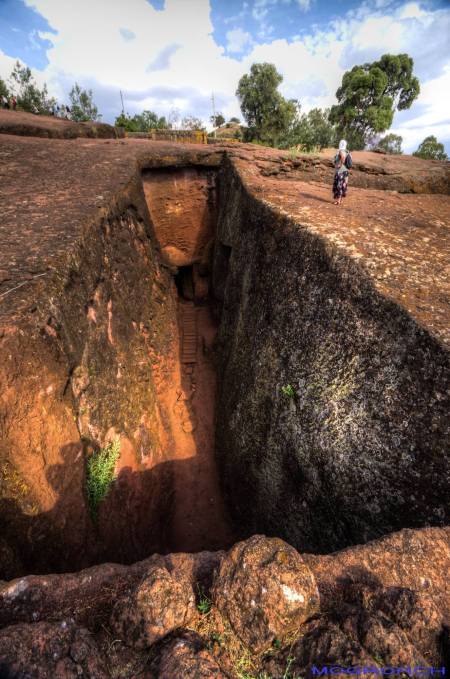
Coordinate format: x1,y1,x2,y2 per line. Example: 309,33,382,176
174,265,194,301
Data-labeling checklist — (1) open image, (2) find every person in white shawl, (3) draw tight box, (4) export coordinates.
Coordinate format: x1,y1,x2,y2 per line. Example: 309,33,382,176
333,139,352,205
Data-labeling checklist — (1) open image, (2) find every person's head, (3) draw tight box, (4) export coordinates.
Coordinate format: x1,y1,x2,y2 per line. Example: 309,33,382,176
338,139,347,152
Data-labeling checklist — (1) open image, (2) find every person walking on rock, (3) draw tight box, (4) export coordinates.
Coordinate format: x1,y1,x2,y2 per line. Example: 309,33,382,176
333,139,352,206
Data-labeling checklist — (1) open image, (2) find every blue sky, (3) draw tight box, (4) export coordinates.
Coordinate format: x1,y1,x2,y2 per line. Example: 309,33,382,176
0,0,449,152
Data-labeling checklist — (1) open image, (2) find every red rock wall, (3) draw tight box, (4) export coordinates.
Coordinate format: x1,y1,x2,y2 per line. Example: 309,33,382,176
142,167,217,268
0,183,178,577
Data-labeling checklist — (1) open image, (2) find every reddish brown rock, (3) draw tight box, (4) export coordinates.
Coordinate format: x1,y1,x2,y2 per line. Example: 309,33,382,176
0,619,110,678
0,550,223,632
262,528,450,678
154,630,230,678
0,108,120,139
142,166,217,268
211,535,319,652
110,558,197,649
304,526,450,624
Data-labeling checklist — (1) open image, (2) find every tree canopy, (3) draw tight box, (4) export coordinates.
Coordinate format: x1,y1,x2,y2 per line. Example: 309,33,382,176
330,54,420,149
282,107,336,151
9,60,55,114
210,112,225,127
69,83,101,122
413,135,448,160
236,63,298,146
181,115,205,131
0,77,9,101
377,133,403,154
115,110,167,132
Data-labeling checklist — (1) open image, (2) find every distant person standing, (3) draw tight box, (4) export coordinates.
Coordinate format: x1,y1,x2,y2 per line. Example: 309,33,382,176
333,139,352,206
11,96,17,111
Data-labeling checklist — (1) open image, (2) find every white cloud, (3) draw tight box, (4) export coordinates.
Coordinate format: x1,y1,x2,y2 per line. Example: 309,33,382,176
226,28,253,54
391,65,450,152
0,0,447,151
297,0,312,11
397,2,428,20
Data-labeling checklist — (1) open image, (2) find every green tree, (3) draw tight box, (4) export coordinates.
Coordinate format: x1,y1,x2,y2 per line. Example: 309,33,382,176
330,53,420,149
210,112,225,127
181,115,205,130
69,83,101,122
229,116,241,124
137,110,167,130
283,108,336,151
377,133,403,154
115,110,167,132
413,135,448,160
0,77,9,102
236,62,298,146
9,60,55,114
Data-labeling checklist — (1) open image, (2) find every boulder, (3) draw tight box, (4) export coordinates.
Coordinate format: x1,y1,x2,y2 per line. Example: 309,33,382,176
211,535,319,652
110,559,196,649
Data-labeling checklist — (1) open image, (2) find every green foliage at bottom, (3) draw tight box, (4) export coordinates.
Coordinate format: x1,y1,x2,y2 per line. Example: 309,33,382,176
196,585,212,615
86,438,120,520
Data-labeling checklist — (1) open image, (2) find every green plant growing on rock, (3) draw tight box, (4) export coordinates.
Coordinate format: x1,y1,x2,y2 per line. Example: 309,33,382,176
196,585,212,615
86,438,120,520
281,384,296,399
209,631,224,646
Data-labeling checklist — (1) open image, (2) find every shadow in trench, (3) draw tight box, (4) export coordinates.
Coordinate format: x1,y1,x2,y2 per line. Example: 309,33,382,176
0,449,235,580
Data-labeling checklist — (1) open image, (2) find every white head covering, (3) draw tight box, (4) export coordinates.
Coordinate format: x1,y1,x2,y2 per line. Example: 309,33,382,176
339,139,347,151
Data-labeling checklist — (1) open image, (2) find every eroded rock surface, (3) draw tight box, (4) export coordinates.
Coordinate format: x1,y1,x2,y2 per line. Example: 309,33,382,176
0,530,448,678
153,630,231,679
0,619,109,679
213,152,449,552
110,557,196,649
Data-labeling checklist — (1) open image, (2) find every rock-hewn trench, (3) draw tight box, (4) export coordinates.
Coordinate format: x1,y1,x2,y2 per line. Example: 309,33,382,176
0,140,449,678
1,155,448,580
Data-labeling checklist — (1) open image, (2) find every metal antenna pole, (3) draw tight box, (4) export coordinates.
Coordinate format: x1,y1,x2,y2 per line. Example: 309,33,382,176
211,91,216,139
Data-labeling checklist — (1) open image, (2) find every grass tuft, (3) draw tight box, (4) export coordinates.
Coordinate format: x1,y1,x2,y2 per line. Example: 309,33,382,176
281,384,296,399
197,587,212,615
86,438,121,520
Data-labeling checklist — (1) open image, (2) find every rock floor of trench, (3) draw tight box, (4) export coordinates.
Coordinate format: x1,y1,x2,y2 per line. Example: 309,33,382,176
154,296,234,554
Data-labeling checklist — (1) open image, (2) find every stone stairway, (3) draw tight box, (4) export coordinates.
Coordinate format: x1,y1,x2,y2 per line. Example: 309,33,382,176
181,303,197,364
